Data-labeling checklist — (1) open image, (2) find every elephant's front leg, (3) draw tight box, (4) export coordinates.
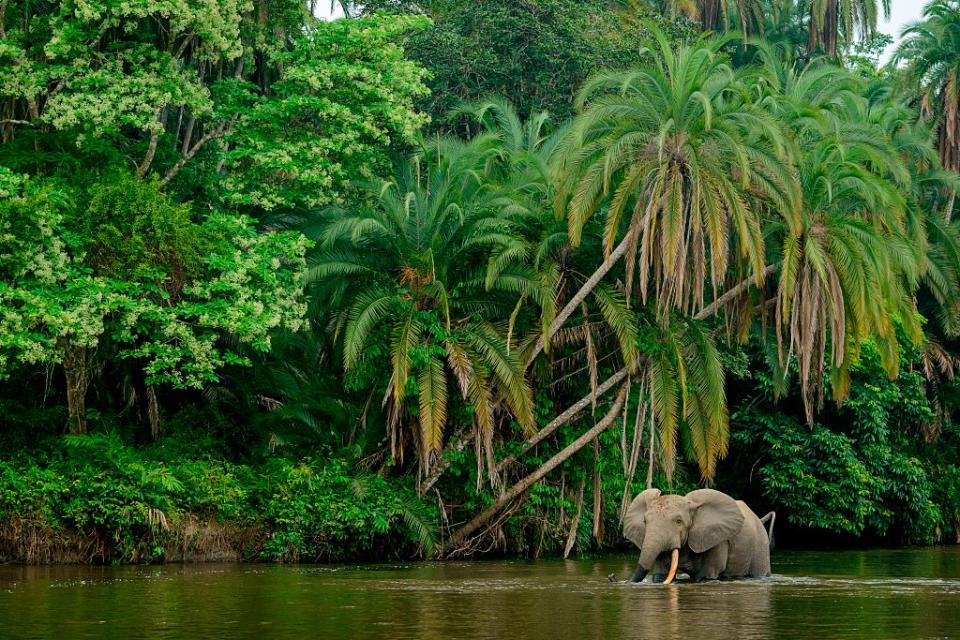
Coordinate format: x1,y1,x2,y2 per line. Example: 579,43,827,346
692,542,729,581
650,554,674,583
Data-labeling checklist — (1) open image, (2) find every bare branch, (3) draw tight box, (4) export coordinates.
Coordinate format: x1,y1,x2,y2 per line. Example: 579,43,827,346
159,116,236,188
137,107,164,179
440,383,628,557
495,366,629,475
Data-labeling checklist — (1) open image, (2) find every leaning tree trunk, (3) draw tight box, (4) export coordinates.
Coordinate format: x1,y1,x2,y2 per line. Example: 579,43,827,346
440,384,628,556
60,340,88,435
496,367,629,474
420,367,630,497
524,228,638,370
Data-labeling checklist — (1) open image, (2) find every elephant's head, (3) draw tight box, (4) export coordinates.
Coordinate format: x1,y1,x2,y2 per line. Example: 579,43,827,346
622,488,744,584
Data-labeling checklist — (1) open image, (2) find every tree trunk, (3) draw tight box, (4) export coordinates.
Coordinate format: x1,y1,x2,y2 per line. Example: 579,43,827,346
693,263,779,321
701,0,719,31
441,384,627,556
646,397,656,490
807,0,838,56
61,342,88,435
495,367,629,474
563,479,585,559
418,427,474,496
137,107,164,178
525,229,637,369
823,0,838,57
147,385,162,441
592,437,603,541
620,380,644,521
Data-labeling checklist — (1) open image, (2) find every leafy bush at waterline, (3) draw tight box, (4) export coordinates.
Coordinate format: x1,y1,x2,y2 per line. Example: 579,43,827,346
0,435,436,564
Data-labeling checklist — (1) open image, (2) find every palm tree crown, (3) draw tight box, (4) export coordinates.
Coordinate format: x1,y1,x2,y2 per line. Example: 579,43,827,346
311,143,537,476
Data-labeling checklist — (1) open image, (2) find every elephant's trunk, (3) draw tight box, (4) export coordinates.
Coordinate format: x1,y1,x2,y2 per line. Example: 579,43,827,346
638,541,662,573
661,548,680,585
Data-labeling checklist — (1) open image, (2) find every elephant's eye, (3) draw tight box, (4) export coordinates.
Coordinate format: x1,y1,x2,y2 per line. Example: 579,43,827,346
675,518,682,525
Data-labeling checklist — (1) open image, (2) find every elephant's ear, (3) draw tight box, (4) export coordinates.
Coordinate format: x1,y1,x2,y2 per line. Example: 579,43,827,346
623,488,661,547
685,489,744,553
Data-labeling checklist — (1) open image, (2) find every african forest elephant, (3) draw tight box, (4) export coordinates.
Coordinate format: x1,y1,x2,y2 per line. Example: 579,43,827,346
619,488,774,584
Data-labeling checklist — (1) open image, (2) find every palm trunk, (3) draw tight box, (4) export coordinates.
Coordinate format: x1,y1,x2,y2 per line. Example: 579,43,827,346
61,341,88,435
592,437,603,541
645,394,656,490
440,384,627,556
524,229,637,370
824,0,838,57
562,479,585,558
807,0,838,56
693,263,779,320
418,427,474,496
495,367,629,474
701,0,719,31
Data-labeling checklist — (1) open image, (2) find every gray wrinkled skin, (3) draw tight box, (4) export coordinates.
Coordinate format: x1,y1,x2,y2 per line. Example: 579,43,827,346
621,488,773,582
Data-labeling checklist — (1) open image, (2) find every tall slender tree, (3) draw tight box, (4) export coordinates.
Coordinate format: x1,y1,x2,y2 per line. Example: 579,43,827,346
807,0,891,57
896,0,960,173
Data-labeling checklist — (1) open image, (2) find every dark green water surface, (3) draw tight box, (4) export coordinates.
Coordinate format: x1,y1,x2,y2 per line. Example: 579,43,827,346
1,548,959,639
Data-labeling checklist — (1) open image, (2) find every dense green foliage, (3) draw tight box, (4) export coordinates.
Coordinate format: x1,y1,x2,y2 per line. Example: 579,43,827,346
358,0,698,127
2,0,960,564
0,433,434,563
726,338,960,544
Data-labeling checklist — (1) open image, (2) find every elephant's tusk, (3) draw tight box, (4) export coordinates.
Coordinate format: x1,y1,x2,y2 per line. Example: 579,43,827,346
662,549,679,585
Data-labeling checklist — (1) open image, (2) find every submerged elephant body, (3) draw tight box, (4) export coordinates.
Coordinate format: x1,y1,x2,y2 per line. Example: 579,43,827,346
622,488,772,583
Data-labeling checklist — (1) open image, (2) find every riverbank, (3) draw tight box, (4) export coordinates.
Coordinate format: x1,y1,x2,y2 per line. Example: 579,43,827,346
2,425,959,565
0,434,436,564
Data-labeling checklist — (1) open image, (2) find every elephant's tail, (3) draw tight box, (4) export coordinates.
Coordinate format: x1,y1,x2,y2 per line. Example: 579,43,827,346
760,511,776,550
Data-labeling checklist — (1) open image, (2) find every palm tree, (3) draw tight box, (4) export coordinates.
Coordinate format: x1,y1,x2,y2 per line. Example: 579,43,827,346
542,32,798,480
752,51,925,421
311,144,536,478
462,98,641,372
627,0,766,36
896,0,960,174
646,313,728,479
560,31,797,319
806,0,890,57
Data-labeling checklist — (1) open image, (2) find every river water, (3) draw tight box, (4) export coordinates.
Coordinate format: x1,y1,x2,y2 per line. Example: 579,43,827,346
1,548,958,639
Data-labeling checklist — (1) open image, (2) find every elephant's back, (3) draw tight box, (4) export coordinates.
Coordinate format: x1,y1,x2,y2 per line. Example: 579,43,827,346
734,501,771,577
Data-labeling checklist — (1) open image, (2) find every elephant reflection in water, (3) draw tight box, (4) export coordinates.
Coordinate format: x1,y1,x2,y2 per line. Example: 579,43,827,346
615,575,775,640
613,488,775,584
